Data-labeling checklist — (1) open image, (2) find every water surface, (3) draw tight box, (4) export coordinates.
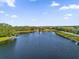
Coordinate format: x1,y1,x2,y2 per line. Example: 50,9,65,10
0,32,79,59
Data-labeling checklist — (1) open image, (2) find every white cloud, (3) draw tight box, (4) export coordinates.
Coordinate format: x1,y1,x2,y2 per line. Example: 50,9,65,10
6,0,15,7
64,16,69,20
51,1,60,7
42,12,48,15
64,13,72,17
0,10,4,14
29,0,37,2
60,4,79,10
0,0,15,7
5,14,9,16
31,18,37,22
11,15,18,18
64,13,72,20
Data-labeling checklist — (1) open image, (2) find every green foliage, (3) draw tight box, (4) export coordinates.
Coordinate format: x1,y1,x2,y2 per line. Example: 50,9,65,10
0,23,16,37
56,31,79,41
0,23,79,37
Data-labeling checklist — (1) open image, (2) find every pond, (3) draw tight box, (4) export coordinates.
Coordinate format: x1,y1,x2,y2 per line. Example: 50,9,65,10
0,32,79,59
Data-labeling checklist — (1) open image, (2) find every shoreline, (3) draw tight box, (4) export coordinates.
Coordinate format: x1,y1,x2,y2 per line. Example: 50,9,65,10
0,36,16,42
55,31,79,45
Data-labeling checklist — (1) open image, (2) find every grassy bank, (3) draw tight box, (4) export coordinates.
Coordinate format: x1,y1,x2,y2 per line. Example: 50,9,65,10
0,36,16,46
0,36,16,42
56,31,79,42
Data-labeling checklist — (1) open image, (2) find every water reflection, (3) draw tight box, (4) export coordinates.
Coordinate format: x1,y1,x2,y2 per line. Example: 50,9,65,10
0,39,16,46
0,32,79,59
0,39,17,59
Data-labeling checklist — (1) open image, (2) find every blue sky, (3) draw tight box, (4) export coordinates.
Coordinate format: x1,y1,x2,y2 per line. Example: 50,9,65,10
0,0,79,26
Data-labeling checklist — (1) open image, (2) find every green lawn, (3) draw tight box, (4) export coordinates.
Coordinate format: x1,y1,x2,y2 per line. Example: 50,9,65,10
56,31,79,42
0,37,11,42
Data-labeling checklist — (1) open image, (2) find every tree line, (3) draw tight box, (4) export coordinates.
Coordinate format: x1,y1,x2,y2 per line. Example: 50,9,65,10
0,23,79,37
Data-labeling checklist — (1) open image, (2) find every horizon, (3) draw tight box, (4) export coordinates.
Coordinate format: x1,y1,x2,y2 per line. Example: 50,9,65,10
0,22,79,27
0,0,79,26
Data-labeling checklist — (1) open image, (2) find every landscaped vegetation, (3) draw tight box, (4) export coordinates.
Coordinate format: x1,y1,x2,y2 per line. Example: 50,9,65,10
0,23,79,43
56,31,79,42
0,23,16,42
